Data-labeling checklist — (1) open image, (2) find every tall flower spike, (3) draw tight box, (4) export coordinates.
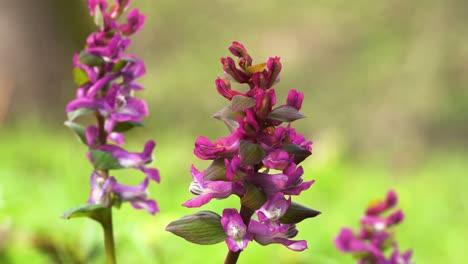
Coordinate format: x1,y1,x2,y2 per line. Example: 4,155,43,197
334,190,414,264
166,42,320,264
63,1,159,262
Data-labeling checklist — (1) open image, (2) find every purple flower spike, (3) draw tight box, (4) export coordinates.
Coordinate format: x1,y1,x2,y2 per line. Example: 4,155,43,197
109,177,159,215
171,42,318,257
183,166,234,208
335,190,413,264
221,209,253,252
65,0,159,220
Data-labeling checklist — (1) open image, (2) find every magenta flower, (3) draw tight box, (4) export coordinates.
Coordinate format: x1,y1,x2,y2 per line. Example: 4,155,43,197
88,171,114,206
120,9,145,35
248,220,307,251
194,133,241,160
262,150,293,170
95,141,160,183
221,209,253,252
256,193,291,223
286,89,304,110
334,190,413,264
183,165,238,208
246,165,314,196
108,177,158,215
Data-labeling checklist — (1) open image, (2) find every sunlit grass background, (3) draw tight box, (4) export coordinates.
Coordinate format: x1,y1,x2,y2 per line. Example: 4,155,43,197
1,124,466,263
1,0,467,263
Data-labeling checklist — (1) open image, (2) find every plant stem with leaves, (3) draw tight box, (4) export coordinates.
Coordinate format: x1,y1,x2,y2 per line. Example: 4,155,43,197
62,1,160,263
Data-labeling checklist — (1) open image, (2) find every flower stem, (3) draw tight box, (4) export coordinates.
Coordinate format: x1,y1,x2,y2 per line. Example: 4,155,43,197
224,250,240,264
224,205,255,264
96,113,116,263
101,208,117,264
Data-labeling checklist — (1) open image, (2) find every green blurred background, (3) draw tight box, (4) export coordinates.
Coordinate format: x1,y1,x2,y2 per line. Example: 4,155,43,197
0,0,467,263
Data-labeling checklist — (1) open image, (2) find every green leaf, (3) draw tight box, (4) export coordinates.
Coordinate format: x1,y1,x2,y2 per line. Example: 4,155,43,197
67,108,95,121
268,105,305,122
280,143,311,164
89,149,123,170
239,140,266,165
93,5,104,28
212,106,241,132
241,181,266,210
78,51,104,67
113,121,144,132
230,95,256,112
112,58,136,73
61,204,107,223
204,158,227,181
166,211,226,245
73,67,90,87
64,121,87,145
279,202,321,224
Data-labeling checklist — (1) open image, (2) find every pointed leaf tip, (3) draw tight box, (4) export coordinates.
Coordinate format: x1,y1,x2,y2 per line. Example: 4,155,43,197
78,51,104,67
268,105,305,123
64,121,88,145
113,121,144,132
61,204,107,223
230,95,256,112
280,202,321,224
73,67,90,87
89,149,124,170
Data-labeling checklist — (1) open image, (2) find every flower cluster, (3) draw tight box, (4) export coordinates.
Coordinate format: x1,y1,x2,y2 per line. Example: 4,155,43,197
65,0,159,214
181,42,319,253
335,190,413,264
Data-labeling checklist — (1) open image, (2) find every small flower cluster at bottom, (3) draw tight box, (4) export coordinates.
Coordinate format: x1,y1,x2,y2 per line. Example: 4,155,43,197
221,196,308,252
335,190,413,264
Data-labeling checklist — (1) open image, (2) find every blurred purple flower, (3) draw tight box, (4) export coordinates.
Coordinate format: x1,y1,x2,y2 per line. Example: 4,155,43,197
120,9,145,35
88,171,114,206
66,0,159,215
109,177,158,215
96,141,160,183
334,190,413,264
